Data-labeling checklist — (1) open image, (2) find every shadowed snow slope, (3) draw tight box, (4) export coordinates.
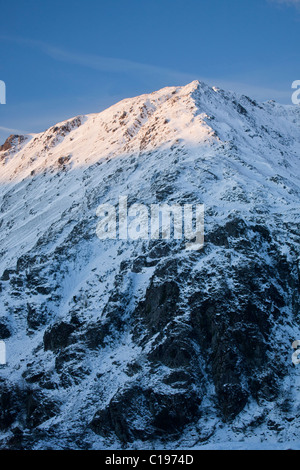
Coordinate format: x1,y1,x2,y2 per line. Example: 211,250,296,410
0,81,299,449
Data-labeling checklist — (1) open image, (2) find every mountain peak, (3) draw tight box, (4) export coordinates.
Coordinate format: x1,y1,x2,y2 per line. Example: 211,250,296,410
181,79,201,92
1,80,299,185
0,80,300,449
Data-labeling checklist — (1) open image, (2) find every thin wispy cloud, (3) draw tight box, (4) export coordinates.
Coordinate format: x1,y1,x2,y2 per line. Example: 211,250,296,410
0,125,29,135
1,34,293,104
0,126,31,144
0,35,195,85
269,0,300,6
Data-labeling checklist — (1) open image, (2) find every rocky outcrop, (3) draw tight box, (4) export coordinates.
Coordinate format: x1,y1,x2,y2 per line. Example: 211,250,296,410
0,134,26,153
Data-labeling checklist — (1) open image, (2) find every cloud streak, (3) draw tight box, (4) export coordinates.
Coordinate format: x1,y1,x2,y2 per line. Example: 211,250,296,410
0,35,195,85
269,0,300,6
0,125,29,135
0,34,294,113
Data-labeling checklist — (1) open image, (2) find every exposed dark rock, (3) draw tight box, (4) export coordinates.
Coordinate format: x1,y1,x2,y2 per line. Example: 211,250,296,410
0,318,11,339
90,385,200,442
43,322,77,352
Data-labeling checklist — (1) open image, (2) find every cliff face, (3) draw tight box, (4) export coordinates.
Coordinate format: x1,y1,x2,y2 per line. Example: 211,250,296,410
0,81,299,449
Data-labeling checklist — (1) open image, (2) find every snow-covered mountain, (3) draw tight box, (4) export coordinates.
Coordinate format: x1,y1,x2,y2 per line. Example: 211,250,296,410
0,80,299,449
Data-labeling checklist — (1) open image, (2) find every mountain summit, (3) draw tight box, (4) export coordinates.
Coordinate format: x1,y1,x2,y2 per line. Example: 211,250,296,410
0,81,299,449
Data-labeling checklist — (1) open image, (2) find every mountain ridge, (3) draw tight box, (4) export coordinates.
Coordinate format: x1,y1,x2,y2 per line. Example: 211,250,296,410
0,80,299,449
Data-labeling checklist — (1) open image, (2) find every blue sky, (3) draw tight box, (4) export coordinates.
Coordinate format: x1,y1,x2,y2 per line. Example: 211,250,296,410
0,0,299,142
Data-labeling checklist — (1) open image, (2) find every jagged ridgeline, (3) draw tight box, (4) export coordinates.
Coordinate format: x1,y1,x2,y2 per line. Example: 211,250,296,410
0,81,299,449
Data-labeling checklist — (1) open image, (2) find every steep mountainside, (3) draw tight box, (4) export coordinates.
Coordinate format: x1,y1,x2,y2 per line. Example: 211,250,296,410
0,80,299,449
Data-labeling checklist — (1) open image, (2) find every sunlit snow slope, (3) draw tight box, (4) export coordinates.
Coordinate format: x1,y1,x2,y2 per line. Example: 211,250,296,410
0,80,299,449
